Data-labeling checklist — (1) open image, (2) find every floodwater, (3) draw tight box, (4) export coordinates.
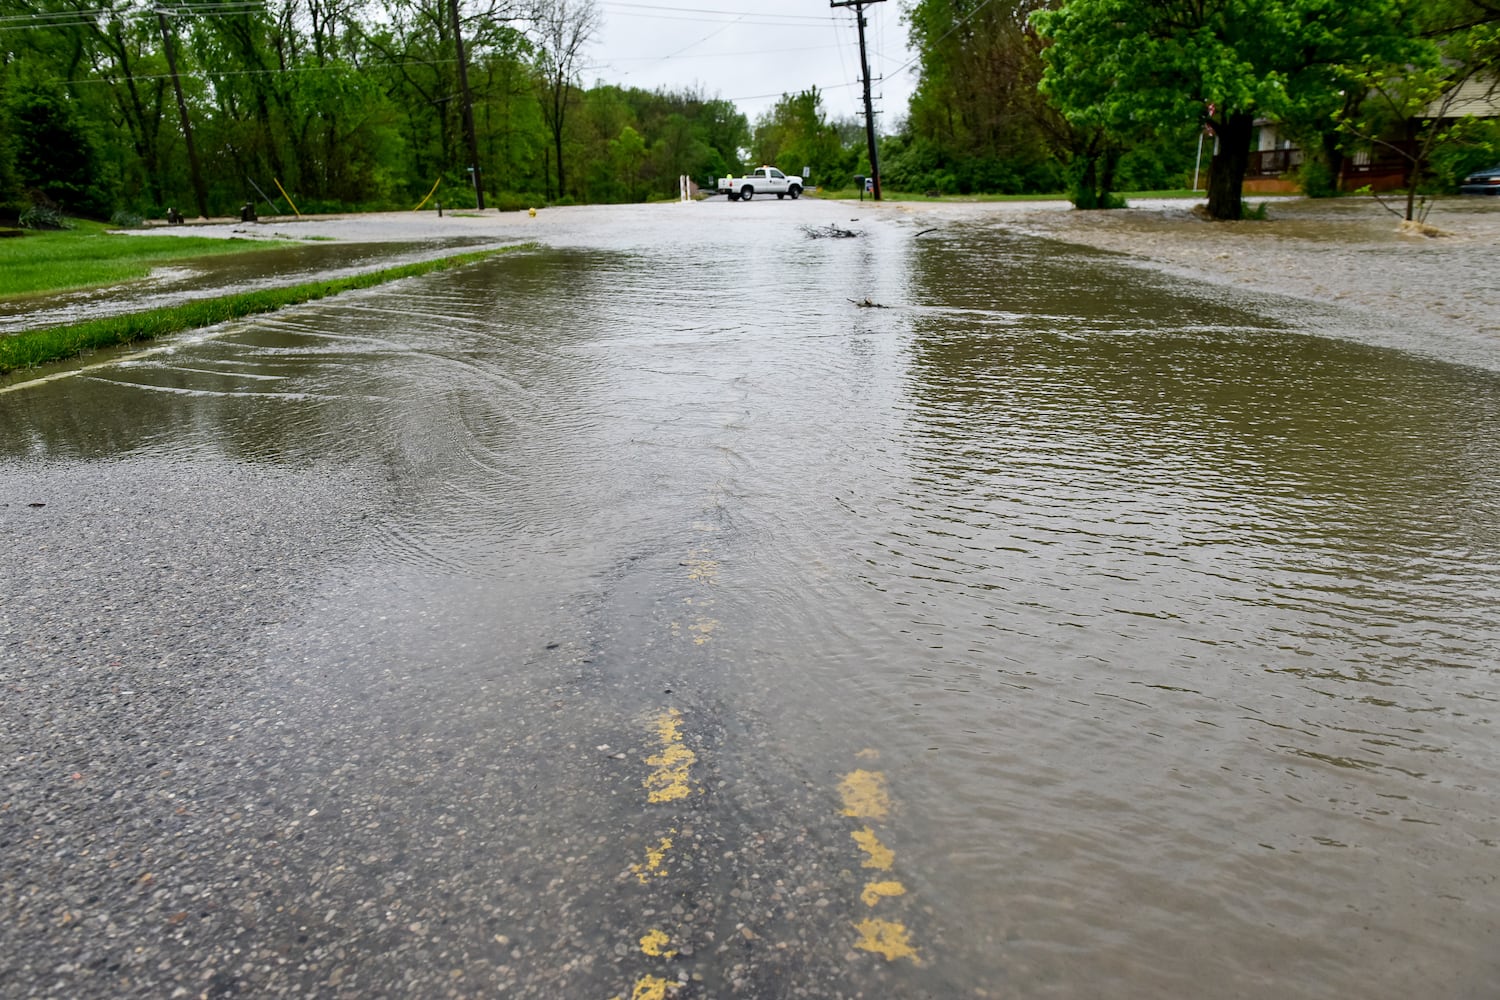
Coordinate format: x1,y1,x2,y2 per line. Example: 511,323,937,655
3,202,1498,999
0,236,500,332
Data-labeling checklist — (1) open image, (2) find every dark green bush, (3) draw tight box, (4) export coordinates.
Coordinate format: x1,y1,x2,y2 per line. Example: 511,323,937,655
493,191,547,212
19,202,69,230
1298,158,1338,198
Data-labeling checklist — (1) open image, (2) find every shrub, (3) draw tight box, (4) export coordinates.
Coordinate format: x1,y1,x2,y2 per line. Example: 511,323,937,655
493,191,547,212
19,201,69,230
1298,158,1338,198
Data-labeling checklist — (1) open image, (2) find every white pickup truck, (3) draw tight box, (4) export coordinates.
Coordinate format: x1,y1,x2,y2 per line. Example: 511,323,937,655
717,166,803,201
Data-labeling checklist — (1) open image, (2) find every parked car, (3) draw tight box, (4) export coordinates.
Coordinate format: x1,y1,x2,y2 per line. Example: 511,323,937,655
1459,163,1500,195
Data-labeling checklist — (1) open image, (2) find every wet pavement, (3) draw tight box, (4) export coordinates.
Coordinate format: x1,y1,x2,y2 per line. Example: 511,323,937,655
2,201,1499,998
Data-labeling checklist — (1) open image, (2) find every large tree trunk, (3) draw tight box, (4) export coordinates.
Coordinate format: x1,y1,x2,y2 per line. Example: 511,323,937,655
1206,111,1254,220
447,0,484,209
552,94,566,199
158,11,210,219
1320,131,1344,193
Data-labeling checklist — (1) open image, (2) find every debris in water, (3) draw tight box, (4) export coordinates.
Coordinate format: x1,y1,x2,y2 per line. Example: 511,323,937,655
801,223,862,239
847,298,888,309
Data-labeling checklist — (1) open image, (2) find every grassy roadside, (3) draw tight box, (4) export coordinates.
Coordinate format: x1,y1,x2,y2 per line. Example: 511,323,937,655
0,244,526,376
0,220,298,299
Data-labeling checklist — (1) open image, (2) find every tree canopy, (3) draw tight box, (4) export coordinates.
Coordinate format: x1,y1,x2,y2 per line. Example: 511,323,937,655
1033,0,1422,217
0,0,752,217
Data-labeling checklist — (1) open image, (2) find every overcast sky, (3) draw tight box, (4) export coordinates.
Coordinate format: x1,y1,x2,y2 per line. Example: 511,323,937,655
579,0,919,127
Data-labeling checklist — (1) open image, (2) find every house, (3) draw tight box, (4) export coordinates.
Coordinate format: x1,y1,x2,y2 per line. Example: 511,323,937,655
1238,74,1500,193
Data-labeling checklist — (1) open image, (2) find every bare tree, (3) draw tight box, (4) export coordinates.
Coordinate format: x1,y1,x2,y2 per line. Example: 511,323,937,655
531,0,598,200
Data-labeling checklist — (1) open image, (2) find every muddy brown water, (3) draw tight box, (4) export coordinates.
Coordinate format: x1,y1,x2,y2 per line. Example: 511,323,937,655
2,202,1498,998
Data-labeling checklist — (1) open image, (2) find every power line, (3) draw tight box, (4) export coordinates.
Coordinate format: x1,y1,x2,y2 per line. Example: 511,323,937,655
884,0,999,79
605,41,847,62
727,78,859,102
600,1,836,23
0,2,272,31
55,55,461,85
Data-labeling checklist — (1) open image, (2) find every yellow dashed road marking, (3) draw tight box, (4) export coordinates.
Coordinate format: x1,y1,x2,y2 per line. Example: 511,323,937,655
622,973,671,1000
687,617,718,645
631,835,674,884
640,929,677,958
839,759,923,966
853,917,923,964
683,553,718,584
860,880,907,906
850,826,895,870
643,709,697,803
838,769,891,819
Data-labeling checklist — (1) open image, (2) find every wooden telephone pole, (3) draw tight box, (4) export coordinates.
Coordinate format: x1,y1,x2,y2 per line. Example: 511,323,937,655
829,0,884,200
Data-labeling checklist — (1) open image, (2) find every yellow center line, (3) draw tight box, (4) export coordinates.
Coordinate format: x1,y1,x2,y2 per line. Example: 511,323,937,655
616,974,671,1000
853,917,923,965
643,709,698,803
640,929,677,958
860,880,907,906
839,769,891,819
630,834,674,884
686,616,718,645
683,553,719,584
839,760,923,966
850,826,895,870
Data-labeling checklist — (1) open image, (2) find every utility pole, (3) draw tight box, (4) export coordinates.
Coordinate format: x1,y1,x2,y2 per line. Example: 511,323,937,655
830,0,884,200
447,0,484,209
156,5,209,218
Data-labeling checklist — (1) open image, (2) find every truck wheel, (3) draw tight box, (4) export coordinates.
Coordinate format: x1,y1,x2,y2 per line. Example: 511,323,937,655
740,186,754,201
777,193,785,199
727,192,740,201
789,186,802,200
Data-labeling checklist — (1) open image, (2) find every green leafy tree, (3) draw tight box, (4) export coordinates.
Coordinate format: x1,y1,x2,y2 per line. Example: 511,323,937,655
607,124,648,201
1337,0,1500,219
532,0,599,200
751,89,849,188
5,82,114,215
1033,0,1418,219
901,0,1060,195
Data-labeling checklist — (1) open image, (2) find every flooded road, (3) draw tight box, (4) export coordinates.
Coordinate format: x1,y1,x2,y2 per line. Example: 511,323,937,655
0,236,503,332
3,202,1499,998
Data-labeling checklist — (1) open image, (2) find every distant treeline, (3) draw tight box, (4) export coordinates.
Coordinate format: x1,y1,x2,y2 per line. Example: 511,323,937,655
2,0,1497,220
0,0,764,218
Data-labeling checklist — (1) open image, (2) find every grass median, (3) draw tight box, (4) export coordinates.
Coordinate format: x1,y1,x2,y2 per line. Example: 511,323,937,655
0,244,526,376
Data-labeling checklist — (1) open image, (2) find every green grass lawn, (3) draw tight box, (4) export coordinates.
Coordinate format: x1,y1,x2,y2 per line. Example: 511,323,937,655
0,220,292,299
